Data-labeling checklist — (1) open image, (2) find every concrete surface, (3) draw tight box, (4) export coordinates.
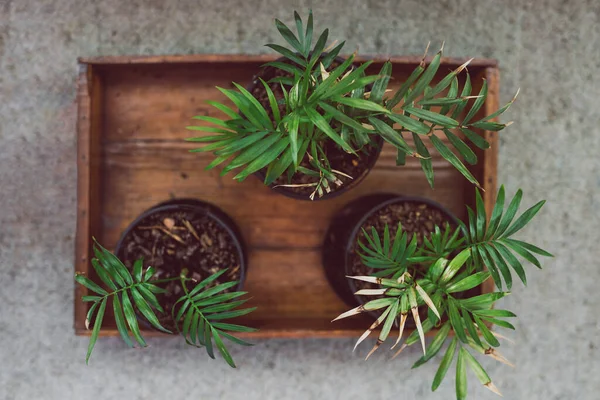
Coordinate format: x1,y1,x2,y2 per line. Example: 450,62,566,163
1,0,599,399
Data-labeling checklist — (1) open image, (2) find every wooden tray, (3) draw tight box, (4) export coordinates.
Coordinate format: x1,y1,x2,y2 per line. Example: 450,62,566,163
75,54,499,339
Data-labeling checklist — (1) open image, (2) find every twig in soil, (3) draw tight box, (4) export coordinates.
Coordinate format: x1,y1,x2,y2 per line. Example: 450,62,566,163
182,219,201,242
159,227,186,244
228,265,240,277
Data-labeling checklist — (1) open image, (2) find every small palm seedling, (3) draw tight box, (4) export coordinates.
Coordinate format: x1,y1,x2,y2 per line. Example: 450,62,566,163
75,240,256,367
333,187,552,399
187,11,516,199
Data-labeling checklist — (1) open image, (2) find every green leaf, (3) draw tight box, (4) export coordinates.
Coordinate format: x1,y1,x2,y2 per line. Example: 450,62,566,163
220,331,254,346
495,189,522,237
212,328,236,367
448,300,468,343
319,102,370,133
494,242,527,285
379,300,399,342
404,107,459,128
463,80,487,124
204,320,215,359
222,134,280,174
502,200,546,238
121,292,146,347
456,348,468,400
265,43,306,66
207,100,240,119
131,287,170,333
211,322,257,333
460,127,489,150
85,298,107,364
205,307,257,320
432,337,457,391
444,129,477,165
320,41,346,68
304,106,353,153
234,137,289,181
481,317,515,330
275,18,304,55
90,259,117,291
440,248,472,283
460,292,508,309
82,295,102,302
430,134,480,188
486,186,505,239
232,83,273,129
370,61,392,104
364,297,397,311
451,74,472,119
137,284,164,312
471,121,505,131
304,10,313,54
501,239,542,269
484,244,512,290
412,322,451,368
112,294,134,348
75,274,108,296
389,113,430,135
95,242,133,285
504,238,553,257
192,281,239,301
188,269,228,297
446,271,490,293
388,64,423,108
412,133,434,187
404,50,441,105
475,189,486,241
473,315,500,347
307,28,329,68
462,308,482,347
369,118,413,154
132,259,143,283
333,96,391,114
462,349,493,387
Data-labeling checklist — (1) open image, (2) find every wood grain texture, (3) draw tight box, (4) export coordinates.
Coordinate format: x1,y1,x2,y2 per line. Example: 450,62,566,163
74,55,499,338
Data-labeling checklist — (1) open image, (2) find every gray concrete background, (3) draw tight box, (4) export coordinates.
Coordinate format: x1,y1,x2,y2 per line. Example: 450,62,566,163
0,0,598,399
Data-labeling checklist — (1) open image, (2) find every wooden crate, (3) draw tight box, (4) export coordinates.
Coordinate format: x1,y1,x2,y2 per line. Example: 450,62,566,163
75,54,499,339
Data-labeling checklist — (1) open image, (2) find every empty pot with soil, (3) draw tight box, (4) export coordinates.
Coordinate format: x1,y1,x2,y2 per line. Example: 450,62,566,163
323,194,468,321
115,198,247,332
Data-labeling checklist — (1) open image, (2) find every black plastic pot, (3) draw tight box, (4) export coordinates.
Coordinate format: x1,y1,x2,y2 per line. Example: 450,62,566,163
114,198,248,332
247,55,383,201
323,194,460,313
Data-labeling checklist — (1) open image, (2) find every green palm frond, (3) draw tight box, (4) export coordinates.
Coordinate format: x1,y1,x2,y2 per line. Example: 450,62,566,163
357,225,418,279
75,241,258,367
460,186,553,290
376,47,518,189
75,239,169,364
172,269,257,368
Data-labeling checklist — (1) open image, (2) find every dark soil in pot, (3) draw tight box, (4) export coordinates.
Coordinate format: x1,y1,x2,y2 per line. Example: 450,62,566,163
115,199,247,332
249,58,383,201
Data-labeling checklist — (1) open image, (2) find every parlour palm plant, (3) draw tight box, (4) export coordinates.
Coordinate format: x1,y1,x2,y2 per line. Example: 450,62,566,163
186,10,516,199
333,186,553,399
75,240,256,367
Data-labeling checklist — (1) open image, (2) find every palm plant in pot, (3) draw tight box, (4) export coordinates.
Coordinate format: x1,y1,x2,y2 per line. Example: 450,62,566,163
74,199,256,367
332,187,552,399
186,11,515,200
